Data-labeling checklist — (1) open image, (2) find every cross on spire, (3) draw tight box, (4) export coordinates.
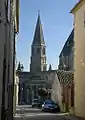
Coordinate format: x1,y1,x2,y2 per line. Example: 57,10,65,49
32,11,45,45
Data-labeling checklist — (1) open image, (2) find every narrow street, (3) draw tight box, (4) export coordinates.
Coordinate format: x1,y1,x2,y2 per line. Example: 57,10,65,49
14,105,71,120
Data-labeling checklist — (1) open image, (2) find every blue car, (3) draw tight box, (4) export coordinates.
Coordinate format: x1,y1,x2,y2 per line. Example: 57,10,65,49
42,100,60,112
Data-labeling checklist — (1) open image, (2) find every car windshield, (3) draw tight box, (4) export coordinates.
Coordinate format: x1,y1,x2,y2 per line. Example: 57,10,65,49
33,99,39,103
45,100,56,105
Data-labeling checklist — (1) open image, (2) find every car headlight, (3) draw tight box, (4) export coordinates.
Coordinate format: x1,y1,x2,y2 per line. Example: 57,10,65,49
42,104,44,107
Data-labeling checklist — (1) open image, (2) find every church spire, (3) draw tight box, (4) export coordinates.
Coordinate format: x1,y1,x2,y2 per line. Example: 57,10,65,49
30,12,47,74
32,11,45,45
38,9,40,20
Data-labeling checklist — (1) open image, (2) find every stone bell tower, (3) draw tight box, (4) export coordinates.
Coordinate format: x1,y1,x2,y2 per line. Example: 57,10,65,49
30,12,47,74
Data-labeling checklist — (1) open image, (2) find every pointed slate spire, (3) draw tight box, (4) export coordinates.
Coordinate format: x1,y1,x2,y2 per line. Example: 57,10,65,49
49,64,52,71
32,11,45,45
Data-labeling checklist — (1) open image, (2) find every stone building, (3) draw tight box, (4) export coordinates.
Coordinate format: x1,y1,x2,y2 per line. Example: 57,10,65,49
18,12,61,105
71,0,85,118
0,0,19,120
58,29,74,71
57,70,74,112
18,12,47,105
30,12,47,74
57,27,74,113
51,70,74,112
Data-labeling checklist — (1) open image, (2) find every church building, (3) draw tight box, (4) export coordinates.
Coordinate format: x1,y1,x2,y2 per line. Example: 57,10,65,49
18,12,57,105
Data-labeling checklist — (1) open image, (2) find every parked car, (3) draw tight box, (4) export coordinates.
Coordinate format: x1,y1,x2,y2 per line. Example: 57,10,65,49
32,99,41,108
42,100,60,112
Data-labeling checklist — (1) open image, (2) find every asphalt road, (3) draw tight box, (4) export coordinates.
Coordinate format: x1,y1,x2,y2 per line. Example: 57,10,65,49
14,105,72,120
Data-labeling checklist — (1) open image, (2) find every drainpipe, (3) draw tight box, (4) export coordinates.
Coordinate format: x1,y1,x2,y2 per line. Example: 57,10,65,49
1,44,6,120
12,25,16,117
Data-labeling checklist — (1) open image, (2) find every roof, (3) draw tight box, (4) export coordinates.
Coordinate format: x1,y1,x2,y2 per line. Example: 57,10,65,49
32,12,45,45
56,70,74,84
19,72,31,78
19,71,30,75
59,29,74,57
70,0,85,13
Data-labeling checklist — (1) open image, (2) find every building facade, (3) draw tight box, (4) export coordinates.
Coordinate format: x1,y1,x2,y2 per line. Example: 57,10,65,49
0,0,19,120
58,28,74,112
57,70,74,113
58,29,74,71
71,0,85,118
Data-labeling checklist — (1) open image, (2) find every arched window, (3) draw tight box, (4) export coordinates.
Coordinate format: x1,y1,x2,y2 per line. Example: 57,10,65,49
42,48,45,55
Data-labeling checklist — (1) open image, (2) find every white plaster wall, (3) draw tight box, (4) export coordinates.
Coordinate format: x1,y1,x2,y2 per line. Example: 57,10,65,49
73,2,85,118
51,72,62,109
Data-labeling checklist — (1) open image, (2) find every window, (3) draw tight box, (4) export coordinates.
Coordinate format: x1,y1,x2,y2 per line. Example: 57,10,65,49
42,58,46,63
43,66,46,71
42,48,45,55
43,59,45,63
45,58,46,63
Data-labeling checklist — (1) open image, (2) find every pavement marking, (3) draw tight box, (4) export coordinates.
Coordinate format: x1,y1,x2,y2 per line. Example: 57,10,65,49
14,112,69,118
16,108,41,110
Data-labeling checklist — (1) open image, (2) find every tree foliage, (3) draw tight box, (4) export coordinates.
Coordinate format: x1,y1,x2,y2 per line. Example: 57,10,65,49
38,88,48,97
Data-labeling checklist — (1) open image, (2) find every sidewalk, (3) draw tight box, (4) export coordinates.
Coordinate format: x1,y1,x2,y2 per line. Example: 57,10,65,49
65,115,85,120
